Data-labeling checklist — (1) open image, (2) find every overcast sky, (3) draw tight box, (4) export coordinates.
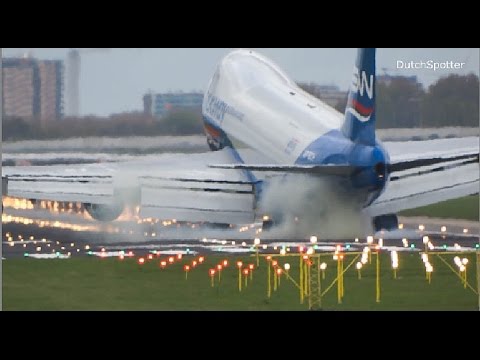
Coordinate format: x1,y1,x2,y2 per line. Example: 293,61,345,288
2,48,478,116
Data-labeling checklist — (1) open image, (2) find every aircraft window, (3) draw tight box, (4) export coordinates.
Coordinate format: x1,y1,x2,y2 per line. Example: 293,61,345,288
289,91,296,95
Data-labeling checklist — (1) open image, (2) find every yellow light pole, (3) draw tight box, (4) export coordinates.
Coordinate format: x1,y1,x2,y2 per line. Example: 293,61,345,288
243,268,249,288
462,258,469,289
391,251,398,279
476,250,480,311
303,255,309,297
249,264,255,281
266,256,272,298
376,251,381,303
217,264,223,283
272,260,278,292
276,268,283,287
236,261,243,292
284,263,290,278
209,269,215,287
356,262,362,280
254,238,261,266
320,262,327,280
299,250,304,304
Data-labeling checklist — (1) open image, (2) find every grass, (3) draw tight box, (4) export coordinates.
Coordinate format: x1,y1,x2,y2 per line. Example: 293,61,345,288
3,252,479,310
399,195,479,221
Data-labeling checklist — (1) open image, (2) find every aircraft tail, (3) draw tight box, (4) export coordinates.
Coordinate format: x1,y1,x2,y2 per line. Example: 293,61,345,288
341,48,376,146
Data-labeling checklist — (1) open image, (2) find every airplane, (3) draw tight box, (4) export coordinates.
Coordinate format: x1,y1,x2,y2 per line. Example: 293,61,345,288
3,48,479,239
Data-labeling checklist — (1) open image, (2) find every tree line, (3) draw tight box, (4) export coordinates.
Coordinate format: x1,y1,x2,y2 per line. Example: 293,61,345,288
3,73,478,141
3,108,205,141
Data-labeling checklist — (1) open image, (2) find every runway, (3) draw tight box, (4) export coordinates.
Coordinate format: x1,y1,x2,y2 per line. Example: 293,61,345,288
2,204,478,260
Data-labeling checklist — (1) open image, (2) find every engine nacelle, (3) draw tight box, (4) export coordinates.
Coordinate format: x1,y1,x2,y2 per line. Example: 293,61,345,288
84,201,124,222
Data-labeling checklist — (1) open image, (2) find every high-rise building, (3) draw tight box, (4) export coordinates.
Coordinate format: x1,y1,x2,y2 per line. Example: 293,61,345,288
2,57,63,124
38,60,63,126
2,58,40,120
143,92,203,118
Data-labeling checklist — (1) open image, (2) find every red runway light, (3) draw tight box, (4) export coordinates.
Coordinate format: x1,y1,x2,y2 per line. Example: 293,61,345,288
168,256,175,263
299,246,304,253
160,261,167,268
198,256,205,263
119,255,125,260
192,260,198,267
249,264,254,270
222,260,228,267
276,268,283,275
217,264,223,271
184,265,190,272
266,256,272,261
177,253,183,260
243,269,249,276
148,254,153,260
302,255,309,261
138,258,145,265
237,261,243,268
209,269,216,276
272,260,278,267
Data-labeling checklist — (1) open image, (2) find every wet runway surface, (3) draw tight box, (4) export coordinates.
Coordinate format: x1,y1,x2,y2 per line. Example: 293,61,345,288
3,204,478,260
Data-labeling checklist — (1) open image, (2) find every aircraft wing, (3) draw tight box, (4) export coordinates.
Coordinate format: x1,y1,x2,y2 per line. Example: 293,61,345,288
366,137,479,217
3,149,261,224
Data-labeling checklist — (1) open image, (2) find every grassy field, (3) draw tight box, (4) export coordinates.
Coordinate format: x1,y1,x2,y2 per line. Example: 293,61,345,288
399,195,479,221
3,252,479,310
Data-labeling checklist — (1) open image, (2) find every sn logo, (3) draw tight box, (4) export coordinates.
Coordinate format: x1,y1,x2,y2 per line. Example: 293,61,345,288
350,66,374,99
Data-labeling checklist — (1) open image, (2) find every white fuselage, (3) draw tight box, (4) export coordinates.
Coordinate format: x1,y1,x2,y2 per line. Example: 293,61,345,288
203,49,344,164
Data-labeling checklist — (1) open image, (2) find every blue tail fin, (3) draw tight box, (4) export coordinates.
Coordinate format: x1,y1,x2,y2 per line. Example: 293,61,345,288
341,48,376,146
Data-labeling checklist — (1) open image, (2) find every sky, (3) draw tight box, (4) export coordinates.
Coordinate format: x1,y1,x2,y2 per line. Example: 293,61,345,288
2,48,478,117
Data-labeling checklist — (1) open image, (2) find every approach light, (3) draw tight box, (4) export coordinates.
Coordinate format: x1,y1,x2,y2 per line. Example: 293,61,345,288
419,224,425,231
320,263,327,270
441,226,447,232
462,258,469,265
310,236,318,244
423,236,429,244
254,238,261,245
356,262,363,270
284,263,291,271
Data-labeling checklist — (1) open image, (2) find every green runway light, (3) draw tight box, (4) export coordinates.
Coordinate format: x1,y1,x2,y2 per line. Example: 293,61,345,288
346,244,351,249
186,248,190,254
313,245,319,250
410,244,415,248
24,252,29,257
120,250,125,255
476,244,479,249
87,251,93,256
55,252,60,257
443,244,447,249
